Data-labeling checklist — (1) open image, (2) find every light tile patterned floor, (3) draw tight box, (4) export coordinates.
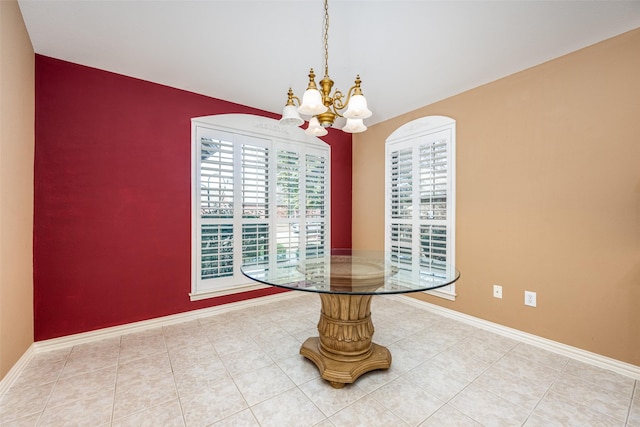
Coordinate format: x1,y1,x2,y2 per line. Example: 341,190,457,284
0,293,638,426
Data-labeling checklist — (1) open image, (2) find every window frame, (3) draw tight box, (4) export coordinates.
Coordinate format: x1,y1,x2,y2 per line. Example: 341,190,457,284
385,116,456,300
191,114,331,301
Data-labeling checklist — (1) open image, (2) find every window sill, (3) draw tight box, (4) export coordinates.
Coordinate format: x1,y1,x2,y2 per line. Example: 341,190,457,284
424,288,457,301
189,282,269,301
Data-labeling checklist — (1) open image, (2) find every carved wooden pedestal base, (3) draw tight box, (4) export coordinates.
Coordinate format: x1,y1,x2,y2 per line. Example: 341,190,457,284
300,294,392,388
300,337,391,388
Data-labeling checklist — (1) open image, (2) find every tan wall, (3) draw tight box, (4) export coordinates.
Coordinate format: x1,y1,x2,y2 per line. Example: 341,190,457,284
0,0,35,379
353,28,640,366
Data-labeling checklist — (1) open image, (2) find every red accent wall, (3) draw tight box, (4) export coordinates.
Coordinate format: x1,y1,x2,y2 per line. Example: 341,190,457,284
34,55,352,341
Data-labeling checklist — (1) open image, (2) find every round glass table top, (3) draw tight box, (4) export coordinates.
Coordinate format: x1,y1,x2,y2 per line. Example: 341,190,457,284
241,250,460,295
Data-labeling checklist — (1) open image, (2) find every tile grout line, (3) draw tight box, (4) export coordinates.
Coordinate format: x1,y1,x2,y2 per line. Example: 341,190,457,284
626,380,638,426
109,335,122,426
519,356,566,426
445,349,514,426
36,345,74,425
162,328,188,427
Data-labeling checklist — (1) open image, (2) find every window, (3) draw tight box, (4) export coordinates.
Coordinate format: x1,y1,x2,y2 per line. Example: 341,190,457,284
191,114,330,300
385,116,456,300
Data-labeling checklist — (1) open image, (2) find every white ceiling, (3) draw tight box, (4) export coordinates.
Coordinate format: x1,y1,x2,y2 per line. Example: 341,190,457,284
18,0,640,127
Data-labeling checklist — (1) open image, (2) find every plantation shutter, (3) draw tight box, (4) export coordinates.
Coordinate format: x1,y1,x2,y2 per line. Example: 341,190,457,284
192,115,331,300
385,116,456,299
305,153,328,257
199,133,235,281
196,127,272,287
241,144,269,268
389,147,413,270
419,137,448,269
276,150,300,263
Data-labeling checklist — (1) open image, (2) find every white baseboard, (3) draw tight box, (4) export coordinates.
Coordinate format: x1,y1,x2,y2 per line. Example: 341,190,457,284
2,291,638,399
34,291,300,352
0,344,36,397
391,294,640,380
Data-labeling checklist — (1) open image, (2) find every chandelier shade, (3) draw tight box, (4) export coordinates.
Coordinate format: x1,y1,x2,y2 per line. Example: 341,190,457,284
280,104,304,127
299,85,328,116
305,116,329,137
343,94,372,119
342,118,367,133
278,0,371,135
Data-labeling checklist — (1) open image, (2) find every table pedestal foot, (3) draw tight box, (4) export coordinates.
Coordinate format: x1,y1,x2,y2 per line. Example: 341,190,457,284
300,337,391,388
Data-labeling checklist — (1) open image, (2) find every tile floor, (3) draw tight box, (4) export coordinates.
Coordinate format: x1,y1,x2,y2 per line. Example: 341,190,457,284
0,293,638,426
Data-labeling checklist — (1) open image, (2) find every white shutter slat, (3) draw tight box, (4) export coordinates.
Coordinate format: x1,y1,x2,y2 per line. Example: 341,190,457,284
277,150,300,219
276,223,300,263
302,153,328,257
242,223,269,267
306,154,326,219
201,224,234,279
420,138,448,221
390,148,413,219
242,144,269,218
200,137,235,219
390,222,413,270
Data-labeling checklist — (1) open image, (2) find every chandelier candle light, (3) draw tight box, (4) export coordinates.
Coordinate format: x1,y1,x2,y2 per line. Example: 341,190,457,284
279,0,372,136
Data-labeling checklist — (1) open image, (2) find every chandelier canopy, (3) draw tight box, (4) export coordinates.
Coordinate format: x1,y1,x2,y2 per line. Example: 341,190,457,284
279,0,372,136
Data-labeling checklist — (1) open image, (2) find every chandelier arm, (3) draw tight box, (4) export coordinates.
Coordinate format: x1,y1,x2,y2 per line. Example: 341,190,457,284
285,87,303,107
332,85,359,112
331,89,345,111
328,104,343,118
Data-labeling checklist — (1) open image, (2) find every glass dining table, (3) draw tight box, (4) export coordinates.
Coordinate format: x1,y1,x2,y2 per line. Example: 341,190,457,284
241,250,461,388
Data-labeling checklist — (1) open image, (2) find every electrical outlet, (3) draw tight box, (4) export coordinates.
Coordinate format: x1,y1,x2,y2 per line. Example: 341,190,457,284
493,285,502,299
524,291,537,307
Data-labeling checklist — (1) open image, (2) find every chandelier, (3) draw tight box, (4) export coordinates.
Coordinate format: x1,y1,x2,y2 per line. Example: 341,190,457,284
279,0,372,136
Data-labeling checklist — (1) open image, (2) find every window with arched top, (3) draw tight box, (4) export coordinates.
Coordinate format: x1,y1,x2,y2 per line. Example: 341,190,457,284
191,114,331,300
385,116,456,300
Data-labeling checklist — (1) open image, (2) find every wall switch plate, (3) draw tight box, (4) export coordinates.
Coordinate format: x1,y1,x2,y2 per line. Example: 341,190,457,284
525,291,537,307
493,285,502,299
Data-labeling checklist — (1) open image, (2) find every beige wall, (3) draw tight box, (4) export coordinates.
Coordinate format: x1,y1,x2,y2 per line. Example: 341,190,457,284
353,28,640,366
0,0,35,379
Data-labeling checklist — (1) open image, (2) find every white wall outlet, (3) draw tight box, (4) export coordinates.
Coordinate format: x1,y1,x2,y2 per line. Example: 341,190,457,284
493,285,502,299
525,291,537,307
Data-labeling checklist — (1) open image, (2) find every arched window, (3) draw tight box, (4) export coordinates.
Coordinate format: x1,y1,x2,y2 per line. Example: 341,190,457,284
385,116,456,299
191,114,330,300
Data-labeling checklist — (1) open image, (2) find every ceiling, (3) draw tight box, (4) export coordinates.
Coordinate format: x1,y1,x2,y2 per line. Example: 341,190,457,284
18,0,640,127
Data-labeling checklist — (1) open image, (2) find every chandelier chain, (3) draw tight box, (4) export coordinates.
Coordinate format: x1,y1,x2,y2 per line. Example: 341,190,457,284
323,0,330,76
